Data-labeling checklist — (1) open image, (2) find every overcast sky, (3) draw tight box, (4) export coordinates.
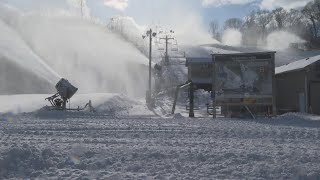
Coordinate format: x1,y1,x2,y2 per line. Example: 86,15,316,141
2,0,314,27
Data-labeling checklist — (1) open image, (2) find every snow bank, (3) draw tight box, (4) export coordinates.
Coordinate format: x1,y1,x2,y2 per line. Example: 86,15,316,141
275,112,320,122
0,93,152,116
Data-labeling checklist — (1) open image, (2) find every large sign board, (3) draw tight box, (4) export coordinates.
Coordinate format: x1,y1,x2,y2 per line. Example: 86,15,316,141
186,57,213,91
213,52,275,106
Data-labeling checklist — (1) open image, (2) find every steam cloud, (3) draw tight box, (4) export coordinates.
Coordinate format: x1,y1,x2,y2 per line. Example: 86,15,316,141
266,31,305,51
222,29,242,46
104,0,128,11
202,0,255,7
202,0,312,10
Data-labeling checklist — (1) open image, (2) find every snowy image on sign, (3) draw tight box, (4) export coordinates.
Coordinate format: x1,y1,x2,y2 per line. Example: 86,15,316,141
214,54,273,102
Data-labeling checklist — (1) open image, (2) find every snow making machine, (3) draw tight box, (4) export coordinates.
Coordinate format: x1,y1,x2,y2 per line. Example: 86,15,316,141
45,78,94,112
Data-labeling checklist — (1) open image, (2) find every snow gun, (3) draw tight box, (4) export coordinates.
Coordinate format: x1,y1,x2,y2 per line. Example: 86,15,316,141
45,78,94,112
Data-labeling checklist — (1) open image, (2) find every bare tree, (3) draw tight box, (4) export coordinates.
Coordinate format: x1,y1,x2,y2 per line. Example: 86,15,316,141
209,20,221,40
224,18,243,30
285,9,303,28
302,1,319,38
242,11,260,46
256,10,272,37
272,8,287,29
244,11,258,29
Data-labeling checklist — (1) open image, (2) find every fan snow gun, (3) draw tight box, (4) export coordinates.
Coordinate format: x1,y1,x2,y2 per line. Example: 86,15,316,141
45,78,95,112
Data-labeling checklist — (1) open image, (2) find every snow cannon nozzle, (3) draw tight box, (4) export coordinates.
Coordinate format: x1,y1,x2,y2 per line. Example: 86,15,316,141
55,78,78,101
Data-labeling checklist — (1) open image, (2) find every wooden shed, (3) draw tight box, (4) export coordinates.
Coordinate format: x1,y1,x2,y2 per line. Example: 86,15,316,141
276,55,320,115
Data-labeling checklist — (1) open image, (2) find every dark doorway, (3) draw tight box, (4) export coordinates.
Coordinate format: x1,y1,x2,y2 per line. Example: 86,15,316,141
310,82,320,115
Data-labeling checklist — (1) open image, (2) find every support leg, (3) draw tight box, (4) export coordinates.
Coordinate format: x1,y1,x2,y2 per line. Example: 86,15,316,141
189,83,195,118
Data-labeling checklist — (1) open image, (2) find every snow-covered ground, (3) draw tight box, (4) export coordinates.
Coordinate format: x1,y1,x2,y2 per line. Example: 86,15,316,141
1,110,320,179
0,93,152,116
2,2,320,179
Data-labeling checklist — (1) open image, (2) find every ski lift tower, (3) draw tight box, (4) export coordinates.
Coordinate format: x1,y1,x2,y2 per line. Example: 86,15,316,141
159,30,175,64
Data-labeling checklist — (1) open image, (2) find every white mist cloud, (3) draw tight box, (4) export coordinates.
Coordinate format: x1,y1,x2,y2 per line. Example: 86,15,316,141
222,29,242,46
260,0,313,10
104,0,128,11
266,31,305,51
201,0,256,7
0,4,149,97
201,0,312,10
171,12,220,45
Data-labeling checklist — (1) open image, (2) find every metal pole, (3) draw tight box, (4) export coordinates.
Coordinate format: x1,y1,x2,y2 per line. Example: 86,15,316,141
165,35,168,64
148,29,152,104
80,0,83,17
271,53,277,116
189,82,195,117
305,70,309,113
212,55,216,118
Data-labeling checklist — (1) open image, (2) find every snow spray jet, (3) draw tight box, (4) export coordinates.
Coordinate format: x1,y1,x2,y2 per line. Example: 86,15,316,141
0,5,61,85
0,4,149,97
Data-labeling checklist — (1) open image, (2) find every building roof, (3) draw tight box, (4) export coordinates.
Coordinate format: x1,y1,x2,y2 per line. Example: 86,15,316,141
212,51,276,56
276,55,320,75
186,57,212,64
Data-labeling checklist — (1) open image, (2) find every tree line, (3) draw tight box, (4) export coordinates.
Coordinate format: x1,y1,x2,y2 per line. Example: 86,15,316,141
209,0,320,48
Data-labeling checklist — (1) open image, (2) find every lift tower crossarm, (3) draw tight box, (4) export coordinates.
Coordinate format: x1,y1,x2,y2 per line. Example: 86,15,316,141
159,35,174,64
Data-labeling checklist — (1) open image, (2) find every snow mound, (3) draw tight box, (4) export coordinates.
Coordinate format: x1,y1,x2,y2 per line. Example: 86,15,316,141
275,113,320,122
173,113,185,119
0,93,153,117
95,94,146,116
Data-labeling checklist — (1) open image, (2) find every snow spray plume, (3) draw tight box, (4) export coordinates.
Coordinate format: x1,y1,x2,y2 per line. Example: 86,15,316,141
171,13,220,45
265,31,305,51
222,29,243,46
0,5,61,86
0,4,149,97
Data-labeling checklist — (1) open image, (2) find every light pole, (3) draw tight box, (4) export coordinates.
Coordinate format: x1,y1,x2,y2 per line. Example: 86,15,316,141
143,29,157,106
80,0,83,17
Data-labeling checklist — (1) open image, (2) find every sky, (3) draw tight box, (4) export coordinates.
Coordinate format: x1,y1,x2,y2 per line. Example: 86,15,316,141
1,0,314,29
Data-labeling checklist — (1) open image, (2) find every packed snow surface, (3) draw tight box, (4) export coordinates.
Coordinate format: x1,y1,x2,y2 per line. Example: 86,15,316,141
1,111,320,179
